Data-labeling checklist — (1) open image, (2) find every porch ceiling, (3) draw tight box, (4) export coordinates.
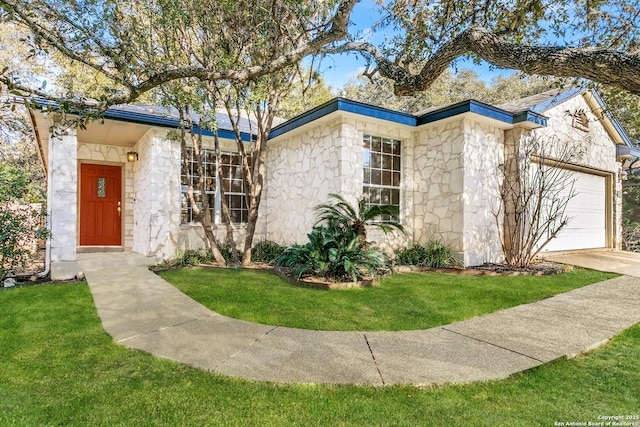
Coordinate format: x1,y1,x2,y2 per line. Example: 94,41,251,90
78,118,152,147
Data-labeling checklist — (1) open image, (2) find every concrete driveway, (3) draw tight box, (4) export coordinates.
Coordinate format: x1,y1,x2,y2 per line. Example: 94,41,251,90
544,250,640,277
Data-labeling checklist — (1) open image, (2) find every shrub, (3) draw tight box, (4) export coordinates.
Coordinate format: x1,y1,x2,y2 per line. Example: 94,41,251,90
395,241,459,268
218,245,242,264
1,165,49,279
276,220,389,282
251,240,287,264
623,219,640,252
176,249,213,266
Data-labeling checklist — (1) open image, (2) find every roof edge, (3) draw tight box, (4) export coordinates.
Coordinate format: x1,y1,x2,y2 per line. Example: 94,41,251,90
269,97,416,139
26,98,254,142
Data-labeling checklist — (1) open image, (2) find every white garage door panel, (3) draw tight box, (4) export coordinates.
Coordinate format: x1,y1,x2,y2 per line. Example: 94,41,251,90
541,170,606,252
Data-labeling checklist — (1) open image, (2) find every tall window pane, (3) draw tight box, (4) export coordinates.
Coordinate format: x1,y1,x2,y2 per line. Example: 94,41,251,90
180,147,248,225
362,135,401,218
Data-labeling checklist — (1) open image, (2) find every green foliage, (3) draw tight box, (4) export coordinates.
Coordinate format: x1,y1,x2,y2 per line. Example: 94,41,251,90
276,219,388,282
251,240,287,264
155,249,214,270
218,245,242,264
341,70,563,115
277,69,334,119
0,164,29,201
622,219,640,252
0,164,48,277
395,241,460,268
314,193,404,244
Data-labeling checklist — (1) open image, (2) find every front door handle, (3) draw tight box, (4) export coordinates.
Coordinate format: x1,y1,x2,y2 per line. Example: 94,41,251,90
117,201,121,216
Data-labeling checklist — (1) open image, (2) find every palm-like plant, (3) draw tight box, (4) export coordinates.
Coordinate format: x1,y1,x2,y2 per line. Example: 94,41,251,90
314,194,405,245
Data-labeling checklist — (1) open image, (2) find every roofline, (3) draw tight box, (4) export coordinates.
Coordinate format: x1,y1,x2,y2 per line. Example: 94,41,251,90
269,98,416,139
270,97,548,139
416,99,548,127
27,98,254,142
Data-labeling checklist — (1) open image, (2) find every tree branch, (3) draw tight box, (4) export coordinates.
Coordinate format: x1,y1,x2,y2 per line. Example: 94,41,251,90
342,26,640,96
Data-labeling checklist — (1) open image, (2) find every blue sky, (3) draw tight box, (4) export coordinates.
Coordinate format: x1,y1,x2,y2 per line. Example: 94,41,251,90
319,0,515,92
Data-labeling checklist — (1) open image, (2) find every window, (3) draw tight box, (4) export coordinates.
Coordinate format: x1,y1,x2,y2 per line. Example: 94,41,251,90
180,147,248,225
363,135,401,215
220,153,249,224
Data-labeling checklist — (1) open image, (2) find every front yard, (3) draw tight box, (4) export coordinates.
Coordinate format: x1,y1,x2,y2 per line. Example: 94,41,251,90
160,267,617,330
1,281,638,426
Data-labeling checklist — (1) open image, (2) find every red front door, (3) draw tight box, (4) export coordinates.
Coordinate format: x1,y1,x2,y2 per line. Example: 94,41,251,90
80,163,122,246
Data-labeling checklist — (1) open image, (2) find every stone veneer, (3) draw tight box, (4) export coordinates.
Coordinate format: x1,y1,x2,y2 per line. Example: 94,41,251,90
263,114,413,249
131,129,182,260
412,119,504,265
45,91,624,279
49,128,78,279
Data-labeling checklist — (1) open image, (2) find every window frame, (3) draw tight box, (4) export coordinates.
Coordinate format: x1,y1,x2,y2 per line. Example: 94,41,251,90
362,134,402,216
180,147,249,226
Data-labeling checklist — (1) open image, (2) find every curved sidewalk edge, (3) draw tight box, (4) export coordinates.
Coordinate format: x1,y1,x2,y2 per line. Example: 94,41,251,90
77,253,640,386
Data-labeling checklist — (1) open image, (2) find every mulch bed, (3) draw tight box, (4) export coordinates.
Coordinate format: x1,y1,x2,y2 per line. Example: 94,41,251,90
396,261,570,277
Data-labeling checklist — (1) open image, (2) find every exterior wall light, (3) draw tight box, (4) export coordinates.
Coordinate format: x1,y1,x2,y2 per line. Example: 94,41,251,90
127,151,139,162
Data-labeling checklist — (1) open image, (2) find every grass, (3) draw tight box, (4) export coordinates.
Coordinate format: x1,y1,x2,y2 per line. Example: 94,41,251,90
160,267,618,331
1,281,639,426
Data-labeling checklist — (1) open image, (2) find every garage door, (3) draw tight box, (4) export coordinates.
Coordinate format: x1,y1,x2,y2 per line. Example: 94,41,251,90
541,170,607,252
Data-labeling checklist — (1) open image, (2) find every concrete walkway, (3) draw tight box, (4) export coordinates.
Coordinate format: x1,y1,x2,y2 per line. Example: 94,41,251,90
77,253,640,386
545,250,640,277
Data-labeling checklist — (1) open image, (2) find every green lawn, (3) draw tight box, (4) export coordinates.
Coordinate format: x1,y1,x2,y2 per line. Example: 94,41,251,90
160,267,618,330
1,282,639,426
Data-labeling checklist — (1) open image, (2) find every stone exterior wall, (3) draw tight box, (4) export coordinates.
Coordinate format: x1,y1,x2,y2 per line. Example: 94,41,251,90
49,128,78,280
132,129,182,260
264,114,412,249
412,118,504,266
531,94,619,172
264,117,356,245
461,120,504,265
412,120,466,257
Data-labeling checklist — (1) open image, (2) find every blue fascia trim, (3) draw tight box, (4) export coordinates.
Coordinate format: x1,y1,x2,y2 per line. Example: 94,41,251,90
269,98,340,139
269,97,417,139
416,100,539,127
512,111,548,127
28,98,252,142
336,98,416,126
